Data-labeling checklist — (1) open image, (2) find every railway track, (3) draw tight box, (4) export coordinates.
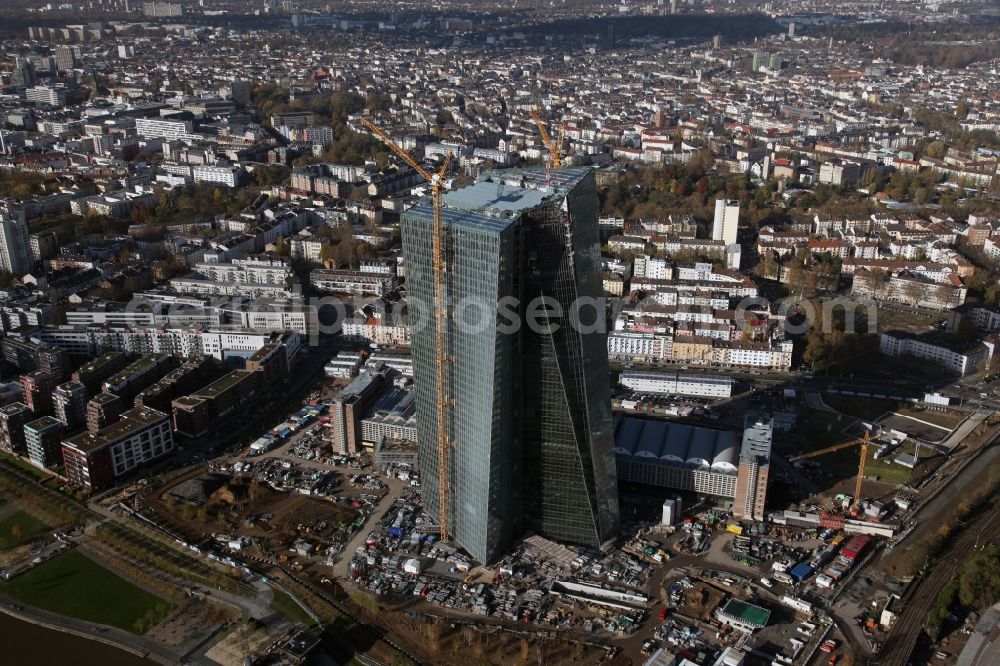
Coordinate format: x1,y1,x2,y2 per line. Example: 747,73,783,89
873,499,1000,666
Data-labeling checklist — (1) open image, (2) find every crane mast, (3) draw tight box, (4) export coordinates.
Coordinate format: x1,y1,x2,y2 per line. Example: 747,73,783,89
530,109,562,168
788,430,871,517
359,118,453,542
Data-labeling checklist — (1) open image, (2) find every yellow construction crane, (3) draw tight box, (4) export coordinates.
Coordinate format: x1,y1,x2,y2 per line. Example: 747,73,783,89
359,117,453,542
788,430,871,518
530,109,562,168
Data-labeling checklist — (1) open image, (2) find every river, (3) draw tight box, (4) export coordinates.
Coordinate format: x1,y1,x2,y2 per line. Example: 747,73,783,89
0,611,158,666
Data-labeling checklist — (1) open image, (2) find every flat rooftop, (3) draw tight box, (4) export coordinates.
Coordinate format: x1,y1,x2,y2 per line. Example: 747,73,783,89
26,415,63,432
719,598,770,628
194,370,255,398
90,391,120,406
64,406,169,453
76,351,124,375
488,166,591,193
106,353,168,388
740,419,773,466
0,402,29,418
404,166,593,234
442,180,546,216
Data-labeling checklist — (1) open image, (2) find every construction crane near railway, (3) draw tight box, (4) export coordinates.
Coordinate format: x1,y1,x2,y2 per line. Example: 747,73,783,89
788,429,872,523
531,109,562,182
359,117,453,542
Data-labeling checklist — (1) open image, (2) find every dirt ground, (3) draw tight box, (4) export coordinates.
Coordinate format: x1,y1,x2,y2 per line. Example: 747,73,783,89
384,612,619,666
144,598,235,650
152,472,359,552
677,581,726,622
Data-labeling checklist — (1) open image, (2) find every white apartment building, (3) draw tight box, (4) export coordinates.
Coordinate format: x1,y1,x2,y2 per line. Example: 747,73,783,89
633,254,672,280
984,237,1000,262
713,344,793,371
620,371,734,398
193,165,243,188
879,332,991,377
35,325,301,362
712,199,740,246
290,235,328,262
0,208,32,274
135,117,197,141
193,256,292,285
168,278,294,299
608,332,671,362
25,85,66,106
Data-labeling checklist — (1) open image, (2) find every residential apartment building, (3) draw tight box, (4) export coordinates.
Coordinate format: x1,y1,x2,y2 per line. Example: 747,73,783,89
53,380,88,430
25,85,66,106
135,117,196,141
0,208,32,274
712,199,740,246
329,372,386,454
25,416,64,469
879,331,992,377
620,371,734,398
62,406,173,490
0,402,30,454
733,419,772,522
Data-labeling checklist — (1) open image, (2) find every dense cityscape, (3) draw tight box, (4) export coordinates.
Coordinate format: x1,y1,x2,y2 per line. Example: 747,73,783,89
1,0,1000,665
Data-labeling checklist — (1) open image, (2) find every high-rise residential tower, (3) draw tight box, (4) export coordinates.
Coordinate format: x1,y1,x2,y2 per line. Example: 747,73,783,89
734,418,772,522
402,167,619,563
0,207,32,274
712,198,740,246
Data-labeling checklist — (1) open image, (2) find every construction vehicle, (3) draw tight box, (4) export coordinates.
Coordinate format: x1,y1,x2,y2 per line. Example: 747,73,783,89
788,430,872,520
359,117,453,543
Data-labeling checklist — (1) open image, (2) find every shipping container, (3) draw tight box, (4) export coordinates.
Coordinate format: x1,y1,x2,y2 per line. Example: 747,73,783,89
790,563,814,582
842,535,872,561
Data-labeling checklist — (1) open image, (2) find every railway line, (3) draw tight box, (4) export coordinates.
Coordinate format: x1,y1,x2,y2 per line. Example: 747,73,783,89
873,498,1000,666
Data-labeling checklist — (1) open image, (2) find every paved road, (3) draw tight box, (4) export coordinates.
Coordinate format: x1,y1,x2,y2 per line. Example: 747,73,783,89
805,391,836,413
937,411,989,452
956,603,1000,666
329,476,407,580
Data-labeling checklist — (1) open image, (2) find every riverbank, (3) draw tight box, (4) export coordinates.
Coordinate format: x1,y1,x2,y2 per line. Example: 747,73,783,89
0,597,172,666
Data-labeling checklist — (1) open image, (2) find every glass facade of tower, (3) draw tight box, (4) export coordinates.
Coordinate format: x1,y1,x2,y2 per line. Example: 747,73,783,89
401,167,619,563
402,207,522,563
520,171,620,548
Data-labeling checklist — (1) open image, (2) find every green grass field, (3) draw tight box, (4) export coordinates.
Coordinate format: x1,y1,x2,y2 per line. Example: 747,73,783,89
789,408,913,485
0,510,49,550
0,453,52,481
269,588,316,626
0,550,172,634
822,394,901,422
787,409,851,452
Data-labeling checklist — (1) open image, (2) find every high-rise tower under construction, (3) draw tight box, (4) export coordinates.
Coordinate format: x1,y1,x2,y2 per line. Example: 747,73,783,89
402,167,619,563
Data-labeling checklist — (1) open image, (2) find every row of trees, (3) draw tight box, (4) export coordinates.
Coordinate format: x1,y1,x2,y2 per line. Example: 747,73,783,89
95,523,244,594
0,168,60,200
0,461,86,524
929,543,1000,627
